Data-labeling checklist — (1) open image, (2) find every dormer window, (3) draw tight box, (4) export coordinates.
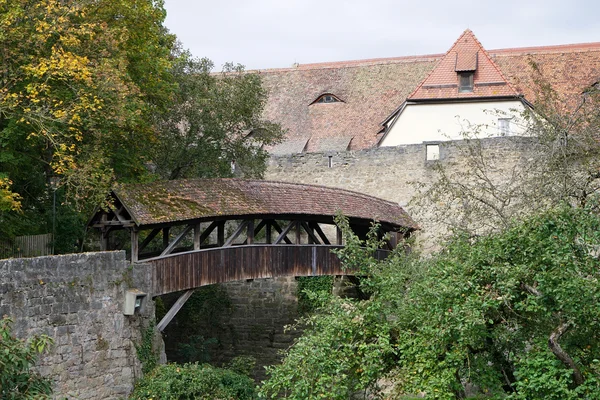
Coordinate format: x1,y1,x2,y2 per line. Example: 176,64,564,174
311,93,343,105
458,72,474,93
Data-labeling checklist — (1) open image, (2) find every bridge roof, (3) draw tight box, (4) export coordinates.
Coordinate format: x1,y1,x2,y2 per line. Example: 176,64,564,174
110,178,416,230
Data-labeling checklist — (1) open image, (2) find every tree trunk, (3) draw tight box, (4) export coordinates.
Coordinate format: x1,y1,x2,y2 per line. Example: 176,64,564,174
548,321,584,387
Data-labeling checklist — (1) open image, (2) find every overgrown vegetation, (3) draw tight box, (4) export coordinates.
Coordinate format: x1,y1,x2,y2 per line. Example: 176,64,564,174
130,362,257,400
296,276,334,314
0,316,53,399
135,323,159,375
261,207,600,399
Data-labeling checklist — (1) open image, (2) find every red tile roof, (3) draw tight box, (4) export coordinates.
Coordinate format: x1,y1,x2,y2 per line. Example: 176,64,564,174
113,179,417,230
260,32,600,152
408,30,519,100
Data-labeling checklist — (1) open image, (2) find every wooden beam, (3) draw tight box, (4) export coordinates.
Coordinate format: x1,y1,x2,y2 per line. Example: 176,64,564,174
199,221,218,246
131,229,139,263
242,219,267,245
266,221,272,244
193,223,201,250
336,225,343,245
274,220,296,244
139,228,161,253
271,220,293,244
162,227,170,249
247,220,254,244
310,222,331,245
160,224,194,256
156,290,195,332
295,220,301,244
218,221,225,246
301,221,321,244
223,220,249,247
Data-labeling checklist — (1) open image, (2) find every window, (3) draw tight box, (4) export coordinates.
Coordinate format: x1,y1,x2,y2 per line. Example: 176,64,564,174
311,93,343,104
498,118,511,136
426,144,440,161
458,72,474,93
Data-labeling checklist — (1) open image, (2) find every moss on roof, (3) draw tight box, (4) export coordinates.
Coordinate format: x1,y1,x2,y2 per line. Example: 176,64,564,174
113,178,417,230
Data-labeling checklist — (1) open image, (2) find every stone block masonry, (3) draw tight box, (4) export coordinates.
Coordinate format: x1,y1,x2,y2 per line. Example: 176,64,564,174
266,137,533,250
0,251,156,400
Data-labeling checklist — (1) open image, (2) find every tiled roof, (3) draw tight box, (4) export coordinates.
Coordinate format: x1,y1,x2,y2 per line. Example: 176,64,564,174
260,32,600,152
114,179,417,230
408,30,519,100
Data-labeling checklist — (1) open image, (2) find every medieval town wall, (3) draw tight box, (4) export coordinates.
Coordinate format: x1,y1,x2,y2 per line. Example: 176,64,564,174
0,251,156,400
266,136,534,248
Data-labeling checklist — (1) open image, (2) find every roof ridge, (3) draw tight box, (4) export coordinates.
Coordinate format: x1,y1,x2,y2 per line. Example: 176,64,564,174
248,39,600,74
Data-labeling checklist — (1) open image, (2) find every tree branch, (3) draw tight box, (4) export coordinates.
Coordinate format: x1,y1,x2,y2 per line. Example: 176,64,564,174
548,321,584,387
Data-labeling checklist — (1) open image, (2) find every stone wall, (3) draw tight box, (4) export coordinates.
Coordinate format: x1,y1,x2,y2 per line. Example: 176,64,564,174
0,251,156,400
266,137,533,249
161,276,301,382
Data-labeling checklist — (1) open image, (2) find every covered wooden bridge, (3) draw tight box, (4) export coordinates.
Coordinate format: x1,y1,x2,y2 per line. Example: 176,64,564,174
89,178,416,329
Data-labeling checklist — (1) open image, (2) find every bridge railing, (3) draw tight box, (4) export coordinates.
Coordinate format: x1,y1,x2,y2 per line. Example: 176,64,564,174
147,244,390,296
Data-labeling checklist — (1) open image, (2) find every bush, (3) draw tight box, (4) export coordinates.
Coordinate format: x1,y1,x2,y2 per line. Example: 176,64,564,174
130,363,256,400
0,316,53,399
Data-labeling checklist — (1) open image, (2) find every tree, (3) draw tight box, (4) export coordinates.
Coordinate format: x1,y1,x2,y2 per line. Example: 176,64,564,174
0,316,53,399
150,48,283,181
0,0,175,247
261,206,600,399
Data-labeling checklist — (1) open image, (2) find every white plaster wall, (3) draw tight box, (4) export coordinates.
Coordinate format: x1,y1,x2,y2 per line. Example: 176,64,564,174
381,100,527,146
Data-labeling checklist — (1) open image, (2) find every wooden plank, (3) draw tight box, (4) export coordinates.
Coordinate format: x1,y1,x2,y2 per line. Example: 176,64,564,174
156,289,195,332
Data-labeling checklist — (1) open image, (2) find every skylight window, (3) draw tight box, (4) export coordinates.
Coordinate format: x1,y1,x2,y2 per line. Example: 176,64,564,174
311,93,343,104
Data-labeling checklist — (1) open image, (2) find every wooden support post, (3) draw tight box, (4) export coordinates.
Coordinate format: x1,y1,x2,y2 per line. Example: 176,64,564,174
194,223,201,250
218,221,225,246
336,225,343,245
162,227,170,250
295,221,301,244
156,289,195,332
100,228,109,251
131,229,139,263
247,220,254,244
266,221,272,244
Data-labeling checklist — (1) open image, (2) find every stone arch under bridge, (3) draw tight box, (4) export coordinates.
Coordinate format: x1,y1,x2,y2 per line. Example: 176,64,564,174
89,178,416,330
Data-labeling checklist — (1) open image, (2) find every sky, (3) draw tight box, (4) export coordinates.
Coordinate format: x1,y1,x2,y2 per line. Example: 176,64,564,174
163,0,600,71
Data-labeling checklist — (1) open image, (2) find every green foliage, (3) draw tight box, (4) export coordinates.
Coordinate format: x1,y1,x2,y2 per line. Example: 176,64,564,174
296,276,333,314
130,363,257,400
0,316,53,399
160,285,232,364
261,205,600,399
151,48,283,180
136,323,159,375
227,355,256,377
